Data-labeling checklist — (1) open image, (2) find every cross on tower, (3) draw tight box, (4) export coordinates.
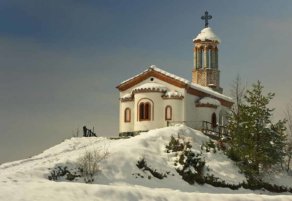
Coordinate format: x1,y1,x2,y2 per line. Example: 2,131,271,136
201,11,212,28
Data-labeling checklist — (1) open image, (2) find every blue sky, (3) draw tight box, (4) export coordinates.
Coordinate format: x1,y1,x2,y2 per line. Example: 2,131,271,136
1,0,292,163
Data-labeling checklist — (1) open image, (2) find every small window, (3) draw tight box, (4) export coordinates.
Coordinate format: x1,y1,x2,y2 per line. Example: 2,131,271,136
124,108,131,122
165,106,172,120
211,113,217,128
139,102,151,121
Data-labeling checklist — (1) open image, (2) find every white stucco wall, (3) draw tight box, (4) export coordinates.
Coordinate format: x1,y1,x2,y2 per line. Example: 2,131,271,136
119,76,185,133
163,99,184,123
183,92,228,130
118,76,231,133
119,101,134,133
134,92,163,131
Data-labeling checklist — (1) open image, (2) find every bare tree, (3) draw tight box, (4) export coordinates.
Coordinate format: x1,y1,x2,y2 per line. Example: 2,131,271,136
284,103,292,173
78,148,109,183
230,74,246,115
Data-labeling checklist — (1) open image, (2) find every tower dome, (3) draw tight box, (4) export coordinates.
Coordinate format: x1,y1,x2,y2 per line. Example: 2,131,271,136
193,27,221,43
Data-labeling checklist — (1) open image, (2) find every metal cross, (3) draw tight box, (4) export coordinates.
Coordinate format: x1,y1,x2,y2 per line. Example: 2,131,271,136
201,11,212,28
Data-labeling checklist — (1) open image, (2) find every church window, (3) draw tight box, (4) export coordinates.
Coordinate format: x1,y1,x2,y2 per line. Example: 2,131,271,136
211,113,217,128
124,108,131,122
139,102,151,121
165,106,172,120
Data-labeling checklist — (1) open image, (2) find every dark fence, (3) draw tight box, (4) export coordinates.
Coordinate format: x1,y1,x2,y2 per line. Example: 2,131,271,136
167,120,229,140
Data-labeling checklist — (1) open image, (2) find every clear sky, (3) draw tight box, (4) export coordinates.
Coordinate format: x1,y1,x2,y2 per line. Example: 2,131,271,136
1,0,292,164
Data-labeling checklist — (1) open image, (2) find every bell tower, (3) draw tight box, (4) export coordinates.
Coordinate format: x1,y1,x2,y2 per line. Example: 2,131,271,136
192,11,223,93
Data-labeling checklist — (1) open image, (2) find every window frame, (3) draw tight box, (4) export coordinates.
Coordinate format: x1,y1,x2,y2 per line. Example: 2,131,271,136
165,105,172,121
124,108,131,123
139,102,151,121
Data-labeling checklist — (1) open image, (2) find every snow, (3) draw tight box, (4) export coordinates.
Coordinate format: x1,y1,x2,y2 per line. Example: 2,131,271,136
119,65,189,86
198,97,221,106
133,82,168,91
0,125,291,201
193,27,221,43
149,65,190,83
190,82,232,102
163,90,184,98
122,93,132,99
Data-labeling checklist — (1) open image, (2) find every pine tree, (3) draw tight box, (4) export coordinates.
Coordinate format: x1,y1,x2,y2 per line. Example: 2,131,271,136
227,81,287,180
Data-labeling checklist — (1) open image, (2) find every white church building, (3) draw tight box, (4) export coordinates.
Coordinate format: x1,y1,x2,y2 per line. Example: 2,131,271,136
116,13,233,136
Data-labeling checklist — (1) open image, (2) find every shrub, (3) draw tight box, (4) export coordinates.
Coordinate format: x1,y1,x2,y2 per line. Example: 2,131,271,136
166,135,191,153
201,140,217,153
78,149,109,183
136,157,168,180
48,165,80,181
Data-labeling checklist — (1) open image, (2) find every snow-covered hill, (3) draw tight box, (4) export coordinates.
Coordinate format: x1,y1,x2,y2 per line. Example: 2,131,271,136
0,125,291,201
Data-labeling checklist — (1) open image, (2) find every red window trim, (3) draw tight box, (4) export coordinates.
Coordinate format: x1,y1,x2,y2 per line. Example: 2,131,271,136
124,108,131,123
137,98,154,121
165,105,172,120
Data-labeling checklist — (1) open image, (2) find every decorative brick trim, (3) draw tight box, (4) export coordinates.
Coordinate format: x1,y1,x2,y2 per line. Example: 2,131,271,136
133,88,167,94
161,96,184,100
196,103,217,109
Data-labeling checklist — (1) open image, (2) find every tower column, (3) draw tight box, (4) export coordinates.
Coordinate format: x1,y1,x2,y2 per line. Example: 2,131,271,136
204,47,209,68
215,48,218,68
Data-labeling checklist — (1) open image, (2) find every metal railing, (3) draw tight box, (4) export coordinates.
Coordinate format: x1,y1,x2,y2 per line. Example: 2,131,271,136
167,120,229,140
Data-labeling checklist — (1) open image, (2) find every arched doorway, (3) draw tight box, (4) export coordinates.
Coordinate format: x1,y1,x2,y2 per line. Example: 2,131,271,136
211,113,217,128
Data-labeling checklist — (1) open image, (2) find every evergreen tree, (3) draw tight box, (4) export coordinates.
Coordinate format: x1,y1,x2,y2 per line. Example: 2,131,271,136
227,81,287,180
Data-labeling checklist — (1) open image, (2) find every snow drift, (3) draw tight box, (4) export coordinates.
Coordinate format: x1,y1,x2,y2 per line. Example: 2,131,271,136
0,125,291,201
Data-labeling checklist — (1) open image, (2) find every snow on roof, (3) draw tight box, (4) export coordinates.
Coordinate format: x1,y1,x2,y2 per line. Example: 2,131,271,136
193,27,221,43
162,90,184,99
198,97,221,106
133,82,168,92
122,93,132,99
119,65,189,86
164,90,183,97
149,65,189,84
189,82,232,102
119,65,232,103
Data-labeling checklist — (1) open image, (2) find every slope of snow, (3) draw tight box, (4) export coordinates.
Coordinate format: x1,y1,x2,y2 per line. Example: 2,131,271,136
0,125,291,201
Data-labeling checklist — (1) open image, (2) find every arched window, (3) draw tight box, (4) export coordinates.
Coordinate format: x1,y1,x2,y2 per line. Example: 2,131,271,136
139,102,151,121
165,106,172,120
211,113,217,128
124,108,131,123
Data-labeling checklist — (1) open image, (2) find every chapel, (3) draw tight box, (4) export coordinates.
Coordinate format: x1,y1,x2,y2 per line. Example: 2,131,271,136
116,12,233,137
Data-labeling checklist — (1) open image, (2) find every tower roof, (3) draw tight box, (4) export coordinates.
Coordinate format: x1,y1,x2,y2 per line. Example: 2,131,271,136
193,27,221,43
